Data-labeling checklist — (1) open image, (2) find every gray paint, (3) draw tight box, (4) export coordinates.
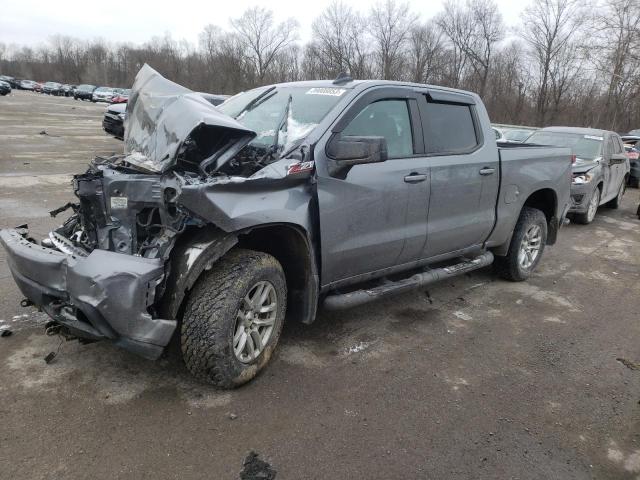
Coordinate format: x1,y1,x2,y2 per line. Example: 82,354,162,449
530,127,630,214
0,229,174,359
0,70,573,360
124,64,255,173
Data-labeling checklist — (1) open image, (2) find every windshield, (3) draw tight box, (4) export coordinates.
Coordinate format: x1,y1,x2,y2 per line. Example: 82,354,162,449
503,129,535,142
95,87,110,93
218,86,347,155
526,131,603,160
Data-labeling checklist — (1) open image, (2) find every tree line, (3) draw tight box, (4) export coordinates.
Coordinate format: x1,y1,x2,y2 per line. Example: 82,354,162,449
1,0,639,132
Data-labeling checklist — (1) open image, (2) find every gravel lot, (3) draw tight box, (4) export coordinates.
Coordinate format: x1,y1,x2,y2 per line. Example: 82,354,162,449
1,90,639,480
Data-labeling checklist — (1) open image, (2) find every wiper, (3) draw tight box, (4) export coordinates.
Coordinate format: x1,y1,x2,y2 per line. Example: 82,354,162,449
234,86,276,119
271,94,292,158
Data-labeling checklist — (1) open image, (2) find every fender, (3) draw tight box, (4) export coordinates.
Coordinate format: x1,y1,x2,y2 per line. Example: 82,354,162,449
159,227,238,319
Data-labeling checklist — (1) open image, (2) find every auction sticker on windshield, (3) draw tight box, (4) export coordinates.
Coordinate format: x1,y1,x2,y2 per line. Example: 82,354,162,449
584,135,603,141
306,88,346,96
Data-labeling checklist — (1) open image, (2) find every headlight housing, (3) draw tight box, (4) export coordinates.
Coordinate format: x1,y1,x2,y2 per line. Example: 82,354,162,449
572,172,594,184
118,113,126,120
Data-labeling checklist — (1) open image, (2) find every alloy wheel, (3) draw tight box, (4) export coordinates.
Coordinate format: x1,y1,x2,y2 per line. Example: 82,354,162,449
233,281,278,363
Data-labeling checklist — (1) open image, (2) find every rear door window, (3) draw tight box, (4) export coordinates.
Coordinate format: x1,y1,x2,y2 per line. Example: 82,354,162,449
423,98,479,154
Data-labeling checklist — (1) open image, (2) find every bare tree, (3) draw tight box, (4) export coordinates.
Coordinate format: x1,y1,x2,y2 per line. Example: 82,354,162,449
231,7,298,83
588,0,640,129
436,0,503,97
2,2,639,132
369,0,417,80
520,0,583,125
309,1,371,78
407,21,444,83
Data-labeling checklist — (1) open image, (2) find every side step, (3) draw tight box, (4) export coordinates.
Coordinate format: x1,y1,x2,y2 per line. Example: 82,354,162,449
322,251,494,310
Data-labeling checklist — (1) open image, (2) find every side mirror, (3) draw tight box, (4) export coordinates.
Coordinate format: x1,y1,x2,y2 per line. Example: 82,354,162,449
326,135,388,177
610,153,627,164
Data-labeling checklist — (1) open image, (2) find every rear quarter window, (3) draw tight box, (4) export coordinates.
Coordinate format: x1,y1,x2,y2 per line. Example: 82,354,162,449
423,99,479,154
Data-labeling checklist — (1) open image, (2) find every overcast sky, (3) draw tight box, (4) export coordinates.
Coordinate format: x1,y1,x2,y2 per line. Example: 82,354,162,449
1,0,532,48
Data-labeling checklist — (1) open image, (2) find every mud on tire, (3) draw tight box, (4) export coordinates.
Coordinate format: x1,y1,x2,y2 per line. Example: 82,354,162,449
495,207,547,282
181,249,287,388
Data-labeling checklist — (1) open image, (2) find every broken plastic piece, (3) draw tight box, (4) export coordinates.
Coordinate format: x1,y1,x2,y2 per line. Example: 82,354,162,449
49,202,78,218
44,352,56,364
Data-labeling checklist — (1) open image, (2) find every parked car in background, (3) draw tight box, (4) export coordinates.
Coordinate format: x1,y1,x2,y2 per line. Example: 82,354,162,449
0,65,572,388
62,84,75,97
92,86,117,102
42,82,64,96
628,129,640,136
110,88,131,104
0,80,11,96
620,135,640,187
494,124,539,143
19,79,37,90
0,75,19,89
102,102,126,139
526,127,629,224
74,84,96,100
34,82,44,93
491,126,506,142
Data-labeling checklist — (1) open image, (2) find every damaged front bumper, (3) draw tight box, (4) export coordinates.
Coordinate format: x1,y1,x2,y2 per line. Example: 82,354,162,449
0,228,176,359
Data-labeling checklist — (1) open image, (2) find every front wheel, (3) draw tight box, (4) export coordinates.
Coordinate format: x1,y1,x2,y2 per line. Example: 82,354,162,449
606,180,626,209
181,249,287,388
495,207,547,282
573,187,600,224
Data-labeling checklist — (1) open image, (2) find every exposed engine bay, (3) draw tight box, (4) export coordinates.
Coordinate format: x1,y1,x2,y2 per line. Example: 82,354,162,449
42,63,314,262
46,164,194,260
0,64,316,360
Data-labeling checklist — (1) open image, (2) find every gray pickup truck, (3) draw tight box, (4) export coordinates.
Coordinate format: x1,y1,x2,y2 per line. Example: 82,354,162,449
0,66,571,388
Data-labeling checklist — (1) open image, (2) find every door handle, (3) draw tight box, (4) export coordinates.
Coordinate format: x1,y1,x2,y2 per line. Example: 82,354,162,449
479,167,495,176
404,173,427,183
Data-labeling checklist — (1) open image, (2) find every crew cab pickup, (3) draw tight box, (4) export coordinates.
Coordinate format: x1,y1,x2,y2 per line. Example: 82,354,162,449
0,65,571,388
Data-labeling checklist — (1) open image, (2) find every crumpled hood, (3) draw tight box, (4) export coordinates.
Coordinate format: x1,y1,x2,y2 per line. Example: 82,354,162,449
571,157,600,174
124,64,256,173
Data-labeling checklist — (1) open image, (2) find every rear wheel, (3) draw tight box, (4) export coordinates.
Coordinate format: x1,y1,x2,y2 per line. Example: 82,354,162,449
573,187,600,224
495,207,547,282
629,176,640,188
181,249,287,388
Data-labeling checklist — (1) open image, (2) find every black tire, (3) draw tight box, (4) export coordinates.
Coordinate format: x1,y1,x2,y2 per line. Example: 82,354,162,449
181,249,287,388
606,180,626,209
629,176,640,189
495,207,548,282
573,187,600,224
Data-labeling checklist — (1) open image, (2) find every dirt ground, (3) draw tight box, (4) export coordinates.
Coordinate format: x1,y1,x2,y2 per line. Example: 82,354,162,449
0,90,639,480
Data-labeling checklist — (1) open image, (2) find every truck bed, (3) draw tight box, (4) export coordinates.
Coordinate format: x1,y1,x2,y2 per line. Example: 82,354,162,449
485,144,572,252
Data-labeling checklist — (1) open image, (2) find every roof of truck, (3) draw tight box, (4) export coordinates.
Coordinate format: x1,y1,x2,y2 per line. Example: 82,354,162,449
254,79,479,98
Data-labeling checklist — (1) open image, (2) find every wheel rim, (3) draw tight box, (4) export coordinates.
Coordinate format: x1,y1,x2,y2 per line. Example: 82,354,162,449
617,183,625,203
233,281,277,363
587,190,600,222
518,224,542,270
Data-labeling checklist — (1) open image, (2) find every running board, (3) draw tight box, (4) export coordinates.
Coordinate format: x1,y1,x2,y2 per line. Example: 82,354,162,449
322,252,494,310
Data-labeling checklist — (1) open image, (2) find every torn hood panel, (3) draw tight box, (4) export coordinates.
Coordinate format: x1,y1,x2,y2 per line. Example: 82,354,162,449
124,64,256,173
